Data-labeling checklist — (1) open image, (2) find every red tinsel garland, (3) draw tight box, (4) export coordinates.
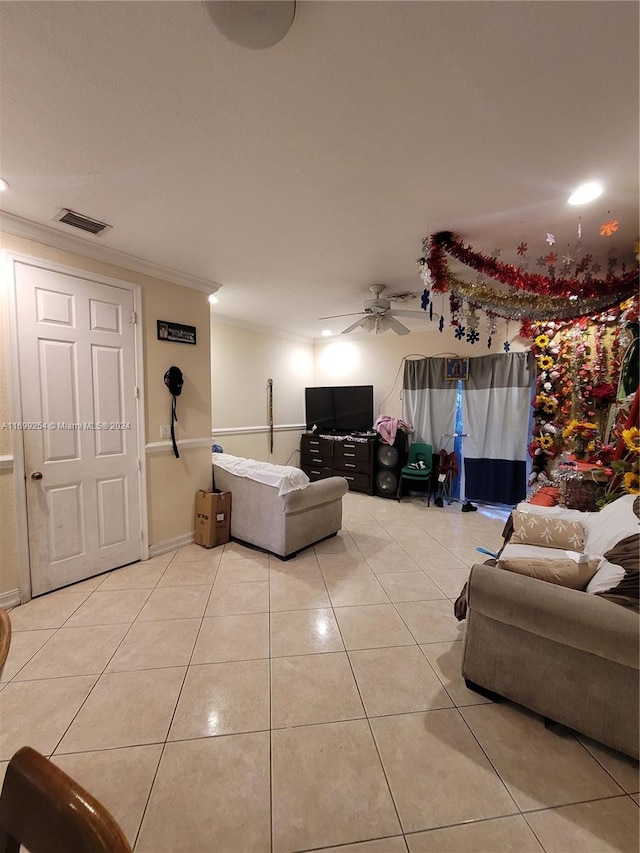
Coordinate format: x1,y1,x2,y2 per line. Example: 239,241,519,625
425,231,639,300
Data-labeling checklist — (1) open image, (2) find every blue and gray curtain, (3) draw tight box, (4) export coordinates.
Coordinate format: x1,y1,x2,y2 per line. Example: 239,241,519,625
403,352,533,506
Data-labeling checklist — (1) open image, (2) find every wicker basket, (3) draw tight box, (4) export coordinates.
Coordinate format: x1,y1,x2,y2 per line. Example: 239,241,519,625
562,478,607,512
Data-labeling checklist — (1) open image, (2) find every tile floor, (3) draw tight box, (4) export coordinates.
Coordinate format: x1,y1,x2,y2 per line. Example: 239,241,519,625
1,492,638,852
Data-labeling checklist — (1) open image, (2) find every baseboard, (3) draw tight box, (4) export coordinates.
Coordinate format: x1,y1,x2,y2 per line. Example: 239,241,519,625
148,532,194,558
0,589,21,609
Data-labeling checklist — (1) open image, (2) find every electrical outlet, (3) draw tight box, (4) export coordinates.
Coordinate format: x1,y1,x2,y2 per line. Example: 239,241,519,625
160,424,171,439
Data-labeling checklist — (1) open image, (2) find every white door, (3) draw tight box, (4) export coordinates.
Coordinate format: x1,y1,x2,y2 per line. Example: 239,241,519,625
15,262,142,596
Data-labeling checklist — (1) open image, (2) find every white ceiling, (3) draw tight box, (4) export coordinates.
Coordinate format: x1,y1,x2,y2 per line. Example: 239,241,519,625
1,1,638,340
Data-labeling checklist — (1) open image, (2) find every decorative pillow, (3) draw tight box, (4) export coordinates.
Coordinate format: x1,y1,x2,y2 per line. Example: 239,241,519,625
584,494,640,557
510,509,585,551
497,557,600,589
528,492,556,508
585,559,626,594
592,532,640,611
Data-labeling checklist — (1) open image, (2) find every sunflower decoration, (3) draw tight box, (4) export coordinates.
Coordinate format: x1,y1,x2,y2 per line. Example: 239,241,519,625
562,420,598,440
537,434,554,449
534,333,550,350
623,469,640,495
542,398,558,415
622,427,640,454
537,354,554,371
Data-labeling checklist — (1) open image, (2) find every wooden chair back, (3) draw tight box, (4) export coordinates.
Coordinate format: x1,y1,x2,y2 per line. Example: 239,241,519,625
0,746,131,853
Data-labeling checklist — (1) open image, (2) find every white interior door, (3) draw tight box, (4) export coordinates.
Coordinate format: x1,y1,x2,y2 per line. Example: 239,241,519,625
15,262,142,596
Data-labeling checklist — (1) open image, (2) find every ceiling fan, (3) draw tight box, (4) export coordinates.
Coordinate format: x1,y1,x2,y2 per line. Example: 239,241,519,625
319,285,433,336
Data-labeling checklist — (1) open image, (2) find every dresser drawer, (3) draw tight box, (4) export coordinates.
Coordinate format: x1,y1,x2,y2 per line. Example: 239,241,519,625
335,470,371,492
300,435,332,458
333,441,371,465
301,465,334,482
301,451,329,468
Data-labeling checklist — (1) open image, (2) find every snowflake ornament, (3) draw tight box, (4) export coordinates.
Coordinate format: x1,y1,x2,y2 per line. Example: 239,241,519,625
503,340,511,353
487,336,492,349
421,288,430,310
561,253,575,269
438,315,444,333
466,329,480,344
454,325,466,340
546,233,556,245
536,256,547,268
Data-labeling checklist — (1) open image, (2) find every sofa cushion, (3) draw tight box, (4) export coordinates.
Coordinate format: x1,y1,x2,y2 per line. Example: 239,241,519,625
510,509,585,551
583,494,640,557
496,556,601,589
592,533,640,611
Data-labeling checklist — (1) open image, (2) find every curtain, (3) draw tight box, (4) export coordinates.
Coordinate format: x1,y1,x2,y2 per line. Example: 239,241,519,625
402,358,458,450
461,352,533,505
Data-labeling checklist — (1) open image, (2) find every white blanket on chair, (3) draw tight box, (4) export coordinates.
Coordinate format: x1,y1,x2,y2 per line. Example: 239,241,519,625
212,453,310,496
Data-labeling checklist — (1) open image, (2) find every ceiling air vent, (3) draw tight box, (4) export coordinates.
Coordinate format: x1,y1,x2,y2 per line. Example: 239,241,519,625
53,208,112,236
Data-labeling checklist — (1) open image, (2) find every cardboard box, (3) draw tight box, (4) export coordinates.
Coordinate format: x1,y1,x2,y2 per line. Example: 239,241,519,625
194,490,232,548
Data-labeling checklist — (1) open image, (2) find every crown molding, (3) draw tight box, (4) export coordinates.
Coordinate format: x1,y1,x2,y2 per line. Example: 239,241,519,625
0,210,221,295
210,311,313,344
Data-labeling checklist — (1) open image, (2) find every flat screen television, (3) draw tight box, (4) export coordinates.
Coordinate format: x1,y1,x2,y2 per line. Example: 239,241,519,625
305,385,374,434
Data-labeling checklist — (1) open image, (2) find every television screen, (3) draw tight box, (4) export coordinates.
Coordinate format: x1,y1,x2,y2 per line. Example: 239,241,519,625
305,385,374,434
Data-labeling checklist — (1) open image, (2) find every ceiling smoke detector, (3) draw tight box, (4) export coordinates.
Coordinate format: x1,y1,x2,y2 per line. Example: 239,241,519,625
53,208,112,236
203,1,296,49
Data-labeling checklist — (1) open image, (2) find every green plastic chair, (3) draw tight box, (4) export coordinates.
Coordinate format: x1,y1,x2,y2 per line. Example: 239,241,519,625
397,443,433,503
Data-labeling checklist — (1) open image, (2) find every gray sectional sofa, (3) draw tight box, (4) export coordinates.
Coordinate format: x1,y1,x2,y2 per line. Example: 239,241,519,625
461,495,639,758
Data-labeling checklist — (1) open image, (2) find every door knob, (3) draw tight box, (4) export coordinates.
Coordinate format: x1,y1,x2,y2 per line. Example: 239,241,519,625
31,471,43,480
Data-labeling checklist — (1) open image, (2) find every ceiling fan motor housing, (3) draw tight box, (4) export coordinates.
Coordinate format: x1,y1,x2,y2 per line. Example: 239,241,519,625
364,298,390,314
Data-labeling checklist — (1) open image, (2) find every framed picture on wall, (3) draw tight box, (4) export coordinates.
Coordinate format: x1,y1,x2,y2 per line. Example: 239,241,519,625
445,357,469,381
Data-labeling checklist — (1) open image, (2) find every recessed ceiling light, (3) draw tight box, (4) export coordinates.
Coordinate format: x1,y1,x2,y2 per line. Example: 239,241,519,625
208,294,219,304
568,181,602,205
0,178,9,191
321,330,332,337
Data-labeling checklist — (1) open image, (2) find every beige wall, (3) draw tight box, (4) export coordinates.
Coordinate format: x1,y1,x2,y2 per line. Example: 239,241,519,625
211,319,313,465
313,326,529,421
0,231,212,597
209,318,529,469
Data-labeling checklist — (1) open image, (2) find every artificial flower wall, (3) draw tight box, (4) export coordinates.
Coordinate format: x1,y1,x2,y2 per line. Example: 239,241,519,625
528,309,638,484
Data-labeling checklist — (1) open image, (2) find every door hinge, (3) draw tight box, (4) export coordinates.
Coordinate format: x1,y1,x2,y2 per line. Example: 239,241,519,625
137,458,142,472
134,386,139,398
139,530,143,541
130,311,137,324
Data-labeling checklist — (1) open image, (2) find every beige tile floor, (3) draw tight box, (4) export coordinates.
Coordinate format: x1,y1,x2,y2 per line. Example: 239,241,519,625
1,492,638,852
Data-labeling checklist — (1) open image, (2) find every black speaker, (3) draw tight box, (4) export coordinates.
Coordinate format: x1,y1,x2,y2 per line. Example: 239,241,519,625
374,439,403,499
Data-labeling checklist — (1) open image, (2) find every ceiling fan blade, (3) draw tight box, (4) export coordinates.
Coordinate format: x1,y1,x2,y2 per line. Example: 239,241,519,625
384,315,411,335
390,309,437,319
341,316,370,334
318,312,365,320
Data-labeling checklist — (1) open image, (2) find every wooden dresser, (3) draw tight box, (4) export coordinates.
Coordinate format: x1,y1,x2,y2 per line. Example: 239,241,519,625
300,433,375,495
